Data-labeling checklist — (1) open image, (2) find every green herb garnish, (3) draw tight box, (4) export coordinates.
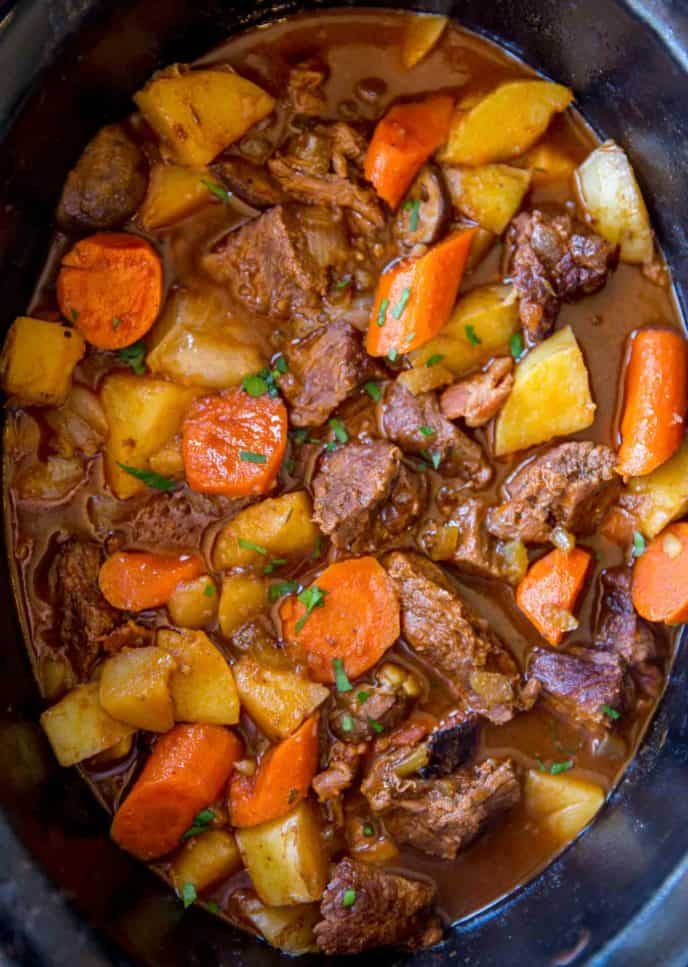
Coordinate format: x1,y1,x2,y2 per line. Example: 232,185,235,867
333,657,352,693
238,538,268,556
404,197,421,232
632,531,646,557
207,901,220,914
242,373,270,397
118,340,147,375
291,428,310,445
465,324,481,346
273,354,288,374
203,179,233,204
112,316,122,331
335,276,352,290
329,418,348,444
421,448,442,470
392,287,411,320
268,580,299,603
426,353,444,367
182,808,215,842
325,441,338,452
364,381,382,402
312,534,323,560
367,717,384,734
116,462,176,492
340,714,354,733
601,704,621,720
419,425,435,437
357,690,370,705
203,583,216,598
240,450,267,464
510,332,524,360
342,888,357,908
362,823,375,837
295,585,327,633
70,307,79,322
535,755,547,773
264,558,287,575
388,348,399,362
550,760,574,775
181,882,197,909
377,297,389,327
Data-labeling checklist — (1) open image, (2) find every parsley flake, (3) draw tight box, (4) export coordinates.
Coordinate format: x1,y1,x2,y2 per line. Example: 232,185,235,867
367,716,384,734
181,808,215,842
268,580,299,603
273,354,288,374
465,324,481,346
118,340,147,375
421,448,442,470
264,558,287,575
340,713,354,733
238,538,268,556
388,348,399,362
203,583,216,598
207,901,220,914
601,704,621,720
240,450,267,464
242,373,270,397
112,316,122,331
291,428,310,445
70,307,79,322
550,760,574,775
329,418,348,444
510,332,524,361
333,657,352,693
202,179,233,204
335,275,352,290
419,425,435,437
295,585,327,632
342,888,357,908
405,197,421,232
362,823,375,837
377,297,389,327
364,381,382,402
357,690,370,705
632,531,646,557
426,353,444,368
181,882,197,908
116,463,176,492
392,286,411,320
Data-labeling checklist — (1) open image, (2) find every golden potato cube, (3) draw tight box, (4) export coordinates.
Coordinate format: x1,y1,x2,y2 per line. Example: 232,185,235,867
40,682,134,767
401,14,448,69
629,436,688,538
410,284,520,377
444,164,532,234
236,801,329,907
171,829,242,894
1,317,85,406
517,141,576,185
140,164,216,229
218,574,268,638
167,575,218,629
99,647,176,732
100,372,199,498
524,769,604,843
157,629,240,725
439,80,573,166
214,491,319,569
134,66,276,167
233,656,329,740
495,326,595,456
148,435,185,478
398,361,455,396
230,892,319,954
575,141,653,264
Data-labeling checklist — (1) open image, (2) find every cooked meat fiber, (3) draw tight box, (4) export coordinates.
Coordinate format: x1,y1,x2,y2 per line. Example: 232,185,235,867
420,495,505,580
57,124,147,231
384,551,539,722
506,209,619,340
329,680,414,743
129,489,238,550
487,442,618,544
529,646,627,731
594,567,656,666
440,357,514,427
312,739,367,802
287,59,328,117
314,857,441,955
269,158,383,227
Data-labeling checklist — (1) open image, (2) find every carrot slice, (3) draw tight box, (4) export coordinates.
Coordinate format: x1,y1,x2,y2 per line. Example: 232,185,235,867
99,551,205,611
366,228,476,357
182,389,287,497
364,94,454,209
516,547,591,646
631,522,688,624
280,556,400,683
617,328,688,477
57,232,163,350
229,715,319,828
111,723,242,860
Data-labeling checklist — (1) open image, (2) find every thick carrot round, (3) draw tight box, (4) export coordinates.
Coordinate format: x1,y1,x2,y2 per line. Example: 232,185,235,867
516,547,591,646
364,94,454,209
280,556,400,682
99,551,205,611
366,228,475,357
631,522,688,624
229,715,319,828
111,723,242,860
57,232,163,350
617,328,687,477
182,388,287,497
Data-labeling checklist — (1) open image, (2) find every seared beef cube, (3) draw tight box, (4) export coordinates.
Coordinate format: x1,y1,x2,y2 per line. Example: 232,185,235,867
594,567,656,666
420,496,504,580
312,739,367,802
57,124,147,231
487,442,618,544
269,158,383,226
101,621,154,654
314,857,441,955
506,209,619,341
287,59,328,117
128,489,237,550
440,357,514,427
329,666,418,743
420,713,479,779
384,551,538,723
529,646,627,731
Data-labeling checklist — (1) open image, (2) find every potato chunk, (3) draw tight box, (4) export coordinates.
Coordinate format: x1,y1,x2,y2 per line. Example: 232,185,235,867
171,829,242,893
218,574,268,638
495,326,595,456
233,656,329,740
524,769,604,843
134,66,276,167
629,436,688,538
236,801,329,906
40,682,134,767
100,372,198,498
167,575,218,629
213,491,319,569
439,80,573,166
99,647,177,732
157,629,240,725
401,14,448,69
575,141,653,264
229,891,319,954
444,164,532,234
140,164,215,230
516,142,576,185
1,317,85,406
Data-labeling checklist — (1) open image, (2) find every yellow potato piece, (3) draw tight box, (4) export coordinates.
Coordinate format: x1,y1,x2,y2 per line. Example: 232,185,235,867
218,573,268,638
40,682,134,767
140,164,217,229
99,646,177,733
1,317,85,406
444,164,532,234
229,892,319,954
401,14,448,69
148,435,185,479
158,629,240,725
135,66,276,167
233,656,329,740
517,141,576,185
213,491,319,569
167,575,218,629
439,80,573,166
524,769,604,843
629,436,688,538
398,361,455,396
495,326,595,456
171,829,242,893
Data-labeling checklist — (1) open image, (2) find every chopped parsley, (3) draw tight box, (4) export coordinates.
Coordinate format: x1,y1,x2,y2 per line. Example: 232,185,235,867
419,425,435,437
362,823,375,837
601,704,621,720
377,297,389,327
268,580,299,603
342,888,357,908
364,381,382,402
118,340,147,375
203,583,216,598
391,286,411,320
70,307,79,322
388,348,399,362
333,658,352,693
465,324,481,346
340,714,354,733
243,361,286,399
549,760,574,775
238,538,268,556
203,179,233,204
335,275,352,290
426,353,444,368
324,441,338,452
239,450,267,464
112,316,122,331
329,418,348,444
632,531,646,557
312,534,323,559
242,373,271,397
510,332,524,361
207,901,220,915
273,354,288,374
357,690,370,705
182,808,215,842
181,882,197,908
404,329,417,344
295,585,327,632
421,448,442,470
263,558,287,575
367,716,384,734
116,462,176,492
404,197,421,232
291,428,310,445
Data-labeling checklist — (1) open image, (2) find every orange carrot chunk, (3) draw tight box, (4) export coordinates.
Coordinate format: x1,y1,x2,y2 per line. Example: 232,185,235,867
617,328,688,477
516,547,591,646
57,232,163,350
229,715,319,828
182,388,287,497
631,522,688,624
364,94,454,209
111,724,242,860
279,556,400,683
366,228,476,357
99,551,205,611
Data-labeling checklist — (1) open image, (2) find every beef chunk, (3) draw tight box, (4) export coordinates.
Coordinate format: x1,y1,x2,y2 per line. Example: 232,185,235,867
595,567,656,666
312,440,424,552
384,551,538,722
101,621,154,654
506,209,619,340
129,489,238,550
269,157,383,226
57,124,147,231
529,646,627,731
420,496,504,580
329,673,416,743
440,357,514,427
312,739,367,802
287,60,328,117
420,713,479,779
487,442,619,544
314,858,441,955
212,157,284,208
380,380,492,486
49,539,119,680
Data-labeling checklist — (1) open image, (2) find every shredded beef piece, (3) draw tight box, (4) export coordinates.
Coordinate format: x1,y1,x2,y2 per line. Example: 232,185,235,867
314,857,441,955
287,60,328,116
506,209,619,340
129,489,238,550
487,442,619,544
330,680,415,743
57,124,147,231
420,496,504,580
312,739,367,802
100,621,154,653
440,357,514,427
49,539,119,680
529,646,628,731
384,551,538,722
269,158,383,227
594,567,656,666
